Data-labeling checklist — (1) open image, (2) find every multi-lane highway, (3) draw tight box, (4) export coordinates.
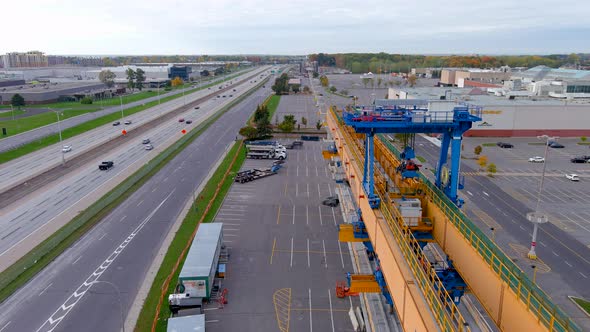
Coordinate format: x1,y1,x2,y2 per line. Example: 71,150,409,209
0,67,272,271
0,67,267,195
0,68,253,153
0,77,273,332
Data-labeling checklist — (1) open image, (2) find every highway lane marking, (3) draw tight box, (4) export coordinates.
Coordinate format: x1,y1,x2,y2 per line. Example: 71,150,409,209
322,240,328,268
483,191,489,197
35,190,174,332
205,320,220,323
565,261,573,268
98,233,107,241
0,321,11,332
296,183,298,197
9,211,27,222
580,272,588,279
328,289,335,332
467,191,473,196
307,239,311,268
316,166,319,177
152,187,158,192
307,183,310,197
319,206,323,225
120,215,127,222
338,241,345,268
74,185,86,193
163,177,169,182
293,205,296,225
1,227,21,240
553,251,559,257
137,199,144,207
72,255,83,265
309,289,313,332
290,237,294,267
39,283,53,296
306,165,309,177
306,206,309,225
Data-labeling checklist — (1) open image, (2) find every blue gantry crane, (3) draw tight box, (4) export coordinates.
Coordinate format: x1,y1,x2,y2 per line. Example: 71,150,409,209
342,100,481,207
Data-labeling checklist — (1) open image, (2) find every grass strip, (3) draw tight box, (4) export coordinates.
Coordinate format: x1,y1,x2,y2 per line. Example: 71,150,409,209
0,76,267,304
135,142,246,332
0,70,251,164
416,155,426,163
571,297,590,315
481,143,497,147
577,142,590,145
266,95,281,121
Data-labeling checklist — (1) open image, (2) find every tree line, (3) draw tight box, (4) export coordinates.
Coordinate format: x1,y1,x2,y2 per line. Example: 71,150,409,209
308,53,586,73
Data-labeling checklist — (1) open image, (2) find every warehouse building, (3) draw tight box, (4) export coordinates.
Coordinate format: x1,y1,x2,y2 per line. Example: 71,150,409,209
387,86,590,137
0,81,108,105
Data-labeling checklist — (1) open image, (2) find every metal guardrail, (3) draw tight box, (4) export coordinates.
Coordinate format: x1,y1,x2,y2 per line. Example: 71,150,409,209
377,134,580,332
337,116,469,332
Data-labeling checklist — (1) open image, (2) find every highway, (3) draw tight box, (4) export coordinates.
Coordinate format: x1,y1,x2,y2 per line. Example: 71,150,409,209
0,67,268,195
0,80,273,332
414,135,590,328
0,68,253,153
0,69,272,271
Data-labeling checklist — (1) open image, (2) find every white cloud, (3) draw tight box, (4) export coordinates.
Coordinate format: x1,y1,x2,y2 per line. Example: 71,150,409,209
1,0,589,54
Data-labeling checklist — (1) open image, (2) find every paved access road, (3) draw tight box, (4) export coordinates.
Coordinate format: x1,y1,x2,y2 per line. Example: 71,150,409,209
0,82,274,332
0,72,272,268
0,67,270,195
0,69,253,153
414,135,590,329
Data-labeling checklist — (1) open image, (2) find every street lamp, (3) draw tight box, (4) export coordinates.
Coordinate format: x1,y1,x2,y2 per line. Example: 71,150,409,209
50,108,65,166
526,134,557,259
90,280,125,332
119,95,125,120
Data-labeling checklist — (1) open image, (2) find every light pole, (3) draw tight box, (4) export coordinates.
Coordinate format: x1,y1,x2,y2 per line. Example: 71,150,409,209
50,108,65,166
11,104,15,121
119,95,125,120
526,134,557,259
91,280,125,332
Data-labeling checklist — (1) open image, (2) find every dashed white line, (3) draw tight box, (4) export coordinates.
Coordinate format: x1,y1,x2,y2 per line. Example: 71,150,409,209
39,283,53,296
0,322,11,332
328,289,335,332
292,205,296,225
539,242,546,247
331,207,337,226
307,238,311,268
467,191,473,196
290,237,294,268
319,206,323,225
338,241,345,268
565,261,573,268
580,272,588,279
317,183,321,197
483,191,490,197
552,251,559,257
322,239,328,268
120,215,127,222
308,289,313,332
306,206,309,225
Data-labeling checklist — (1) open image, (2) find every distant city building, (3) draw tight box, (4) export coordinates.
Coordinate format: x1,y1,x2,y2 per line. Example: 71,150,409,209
1,51,48,68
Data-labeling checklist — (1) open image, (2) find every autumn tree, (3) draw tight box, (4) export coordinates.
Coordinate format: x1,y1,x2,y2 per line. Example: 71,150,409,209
487,163,497,177
408,74,417,87
477,155,488,170
474,145,482,156
278,114,297,133
171,77,184,87
98,70,115,88
319,75,329,87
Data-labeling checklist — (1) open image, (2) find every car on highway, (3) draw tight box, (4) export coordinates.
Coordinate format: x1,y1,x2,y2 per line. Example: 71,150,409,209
124,120,132,125
145,144,153,151
186,120,193,124
528,156,545,163
112,121,120,126
497,142,513,148
142,138,150,144
548,141,564,148
178,118,185,122
195,106,200,109
570,156,590,163
217,95,221,98
565,174,580,181
62,145,72,153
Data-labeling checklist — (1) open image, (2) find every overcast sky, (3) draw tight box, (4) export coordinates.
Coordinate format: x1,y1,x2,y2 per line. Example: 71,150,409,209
2,0,589,55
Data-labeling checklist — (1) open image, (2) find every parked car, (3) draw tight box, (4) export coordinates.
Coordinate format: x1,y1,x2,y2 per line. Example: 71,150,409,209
322,195,339,207
570,156,590,163
142,138,150,144
548,142,564,148
497,142,513,148
528,156,545,163
112,121,120,126
62,145,72,153
186,120,193,124
565,174,580,181
178,118,185,122
145,144,153,151
124,120,132,125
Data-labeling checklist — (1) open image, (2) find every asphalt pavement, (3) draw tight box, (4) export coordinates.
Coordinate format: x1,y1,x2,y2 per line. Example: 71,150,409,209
0,69,272,271
0,70,253,153
0,78,274,332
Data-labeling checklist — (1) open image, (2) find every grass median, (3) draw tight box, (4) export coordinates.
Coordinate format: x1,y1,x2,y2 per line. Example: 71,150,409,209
0,70,252,164
135,142,246,332
0,76,267,305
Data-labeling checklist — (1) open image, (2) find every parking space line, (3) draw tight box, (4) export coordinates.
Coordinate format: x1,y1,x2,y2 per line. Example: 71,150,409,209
290,237,294,267
270,237,276,264
328,289,335,332
307,183,310,197
296,183,299,197
293,205,296,225
277,205,281,224
322,240,328,268
317,183,321,197
307,239,311,268
319,206,323,225
331,208,337,226
328,184,333,196
306,206,309,225
308,289,313,332
338,241,345,268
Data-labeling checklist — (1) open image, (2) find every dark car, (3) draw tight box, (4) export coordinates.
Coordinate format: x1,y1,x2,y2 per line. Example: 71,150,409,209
322,195,339,207
112,121,120,126
194,106,200,109
178,118,185,122
571,156,590,163
186,120,193,124
497,142,513,148
548,142,564,148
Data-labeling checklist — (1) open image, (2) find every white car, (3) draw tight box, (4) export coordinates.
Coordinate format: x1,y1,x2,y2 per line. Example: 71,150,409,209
62,145,72,153
145,144,153,151
124,120,132,125
528,156,545,163
566,174,580,181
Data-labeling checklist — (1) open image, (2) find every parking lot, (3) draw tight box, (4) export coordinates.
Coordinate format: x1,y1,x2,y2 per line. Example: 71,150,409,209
274,94,322,126
461,137,590,245
204,141,359,331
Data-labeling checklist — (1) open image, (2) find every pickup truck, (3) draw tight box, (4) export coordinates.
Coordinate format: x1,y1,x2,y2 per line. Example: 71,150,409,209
98,161,114,170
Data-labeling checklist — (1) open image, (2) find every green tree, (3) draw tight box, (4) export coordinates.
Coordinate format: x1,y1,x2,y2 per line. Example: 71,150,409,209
312,72,319,78
11,93,25,109
329,86,337,93
278,120,294,133
316,119,322,130
255,117,272,137
377,77,382,88
80,96,93,104
474,145,482,156
291,84,300,93
239,126,258,140
126,68,136,91
301,117,308,127
580,136,587,142
98,70,115,88
362,78,370,88
253,104,269,123
135,68,146,91
487,163,497,177
567,53,580,66
303,86,311,93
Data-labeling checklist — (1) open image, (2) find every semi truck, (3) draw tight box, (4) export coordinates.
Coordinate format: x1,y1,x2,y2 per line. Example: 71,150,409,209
246,145,286,160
